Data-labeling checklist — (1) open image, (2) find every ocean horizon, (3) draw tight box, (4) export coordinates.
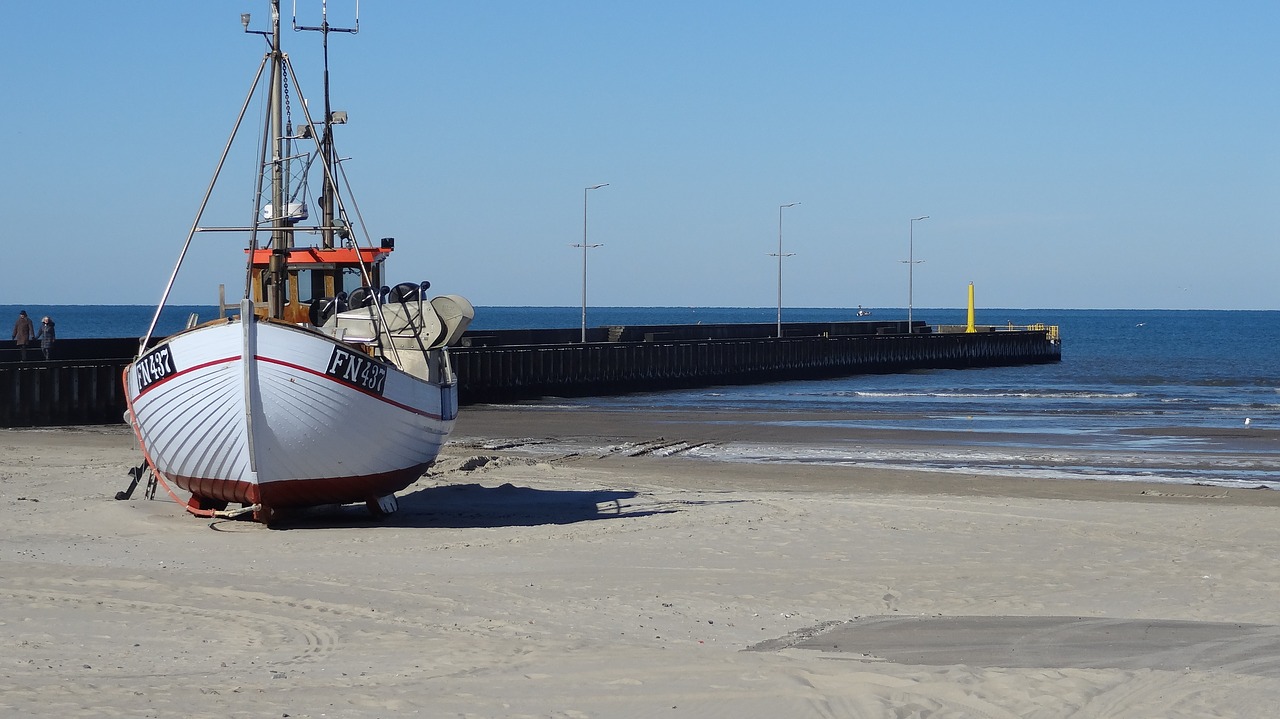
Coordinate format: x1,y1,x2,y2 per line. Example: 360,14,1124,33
2,303,1276,339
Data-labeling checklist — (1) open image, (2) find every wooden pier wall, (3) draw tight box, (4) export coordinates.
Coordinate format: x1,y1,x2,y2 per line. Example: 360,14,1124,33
1,360,131,427
452,322,1060,404
0,338,138,427
0,321,1060,427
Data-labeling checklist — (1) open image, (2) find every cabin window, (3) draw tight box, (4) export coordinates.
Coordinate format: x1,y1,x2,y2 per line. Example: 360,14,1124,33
255,265,379,306
343,266,374,291
298,267,375,303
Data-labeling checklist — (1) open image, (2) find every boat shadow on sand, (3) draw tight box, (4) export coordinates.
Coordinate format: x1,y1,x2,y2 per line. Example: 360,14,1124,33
263,482,702,530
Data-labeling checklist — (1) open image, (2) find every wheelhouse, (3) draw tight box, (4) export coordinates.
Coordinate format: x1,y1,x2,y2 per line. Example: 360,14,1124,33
246,243,393,325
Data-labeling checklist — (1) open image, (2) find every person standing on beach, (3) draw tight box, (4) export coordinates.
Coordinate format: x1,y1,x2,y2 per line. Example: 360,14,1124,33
12,310,34,361
35,316,56,360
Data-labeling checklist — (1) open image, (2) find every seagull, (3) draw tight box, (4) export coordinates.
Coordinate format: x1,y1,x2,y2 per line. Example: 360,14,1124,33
1245,418,1252,428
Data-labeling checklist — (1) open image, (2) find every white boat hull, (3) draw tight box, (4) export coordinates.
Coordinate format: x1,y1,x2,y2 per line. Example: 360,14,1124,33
125,315,456,512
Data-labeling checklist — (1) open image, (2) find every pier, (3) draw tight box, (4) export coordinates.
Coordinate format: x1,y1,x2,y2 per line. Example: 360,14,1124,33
452,320,1059,403
0,338,137,427
1,320,1059,427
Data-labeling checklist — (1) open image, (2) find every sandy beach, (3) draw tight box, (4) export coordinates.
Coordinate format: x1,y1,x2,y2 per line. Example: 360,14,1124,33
3,407,1280,718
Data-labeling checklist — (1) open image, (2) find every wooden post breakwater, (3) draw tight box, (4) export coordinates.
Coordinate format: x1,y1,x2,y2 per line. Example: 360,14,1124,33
0,320,1059,427
1,338,142,428
1,359,131,427
452,321,1060,404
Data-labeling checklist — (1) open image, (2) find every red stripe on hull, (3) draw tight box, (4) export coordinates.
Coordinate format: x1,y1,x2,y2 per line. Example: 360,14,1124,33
173,462,434,509
133,355,240,400
256,354,449,420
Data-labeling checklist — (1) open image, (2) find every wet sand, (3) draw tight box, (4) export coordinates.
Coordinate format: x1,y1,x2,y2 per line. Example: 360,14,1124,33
454,405,1280,504
2,410,1279,717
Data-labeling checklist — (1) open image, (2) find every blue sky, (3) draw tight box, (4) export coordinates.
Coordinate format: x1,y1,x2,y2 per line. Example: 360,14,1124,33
2,2,1276,310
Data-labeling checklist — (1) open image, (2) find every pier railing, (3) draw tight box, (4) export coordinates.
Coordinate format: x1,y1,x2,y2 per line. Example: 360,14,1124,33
934,323,1061,343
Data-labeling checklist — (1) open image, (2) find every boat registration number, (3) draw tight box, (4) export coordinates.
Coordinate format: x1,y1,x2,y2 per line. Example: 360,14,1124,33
326,346,388,395
135,346,177,392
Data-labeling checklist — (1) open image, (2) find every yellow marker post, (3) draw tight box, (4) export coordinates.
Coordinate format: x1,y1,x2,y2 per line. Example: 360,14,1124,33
966,282,976,333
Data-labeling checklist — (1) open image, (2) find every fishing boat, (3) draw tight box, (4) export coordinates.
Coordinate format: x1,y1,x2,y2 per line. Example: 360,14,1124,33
124,1,473,523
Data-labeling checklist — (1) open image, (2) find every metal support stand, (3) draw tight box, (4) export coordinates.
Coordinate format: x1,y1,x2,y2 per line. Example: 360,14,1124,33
115,462,157,501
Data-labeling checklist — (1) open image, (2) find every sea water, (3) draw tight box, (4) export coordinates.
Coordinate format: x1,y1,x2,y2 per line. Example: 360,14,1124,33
477,307,1280,489
5,304,1276,488
0,304,220,340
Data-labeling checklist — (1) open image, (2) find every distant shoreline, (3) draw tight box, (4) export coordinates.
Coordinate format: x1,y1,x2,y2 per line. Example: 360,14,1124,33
3,303,1277,312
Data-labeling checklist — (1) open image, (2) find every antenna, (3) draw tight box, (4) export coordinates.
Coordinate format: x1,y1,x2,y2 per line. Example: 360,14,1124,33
293,0,359,34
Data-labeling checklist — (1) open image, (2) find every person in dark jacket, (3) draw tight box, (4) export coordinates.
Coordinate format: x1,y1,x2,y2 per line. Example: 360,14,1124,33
36,316,56,360
12,310,34,361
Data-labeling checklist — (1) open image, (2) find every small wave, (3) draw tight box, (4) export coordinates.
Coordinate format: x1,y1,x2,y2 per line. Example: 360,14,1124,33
827,390,1139,401
1198,378,1280,388
1108,376,1280,389
692,443,1280,490
1207,404,1280,413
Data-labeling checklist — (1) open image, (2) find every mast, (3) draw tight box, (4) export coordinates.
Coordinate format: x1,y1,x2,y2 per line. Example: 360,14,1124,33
295,0,359,298
267,0,288,319
320,8,335,253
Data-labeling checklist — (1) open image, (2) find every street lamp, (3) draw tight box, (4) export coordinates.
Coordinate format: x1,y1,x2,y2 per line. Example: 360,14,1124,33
573,183,609,342
903,215,929,332
770,202,800,338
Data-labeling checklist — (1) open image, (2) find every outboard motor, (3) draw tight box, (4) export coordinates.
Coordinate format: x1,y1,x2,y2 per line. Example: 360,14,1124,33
430,294,476,347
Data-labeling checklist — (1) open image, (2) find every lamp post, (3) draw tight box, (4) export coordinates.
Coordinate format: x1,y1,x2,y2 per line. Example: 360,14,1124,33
770,202,800,338
574,183,608,342
903,215,929,332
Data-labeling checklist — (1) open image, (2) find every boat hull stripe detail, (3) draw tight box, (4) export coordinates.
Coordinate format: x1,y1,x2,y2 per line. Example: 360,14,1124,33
256,354,445,420
134,355,240,399
130,352,445,421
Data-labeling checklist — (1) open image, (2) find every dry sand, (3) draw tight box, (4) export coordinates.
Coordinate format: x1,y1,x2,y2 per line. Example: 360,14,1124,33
3,407,1280,718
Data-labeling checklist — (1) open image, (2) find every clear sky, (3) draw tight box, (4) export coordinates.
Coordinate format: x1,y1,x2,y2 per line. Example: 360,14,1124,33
3,2,1276,310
